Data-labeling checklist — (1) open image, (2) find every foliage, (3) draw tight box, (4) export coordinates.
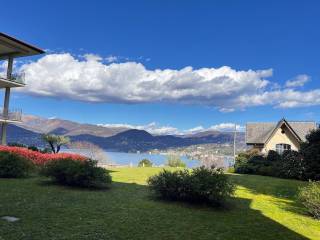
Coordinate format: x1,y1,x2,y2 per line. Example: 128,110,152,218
0,145,86,165
278,150,305,180
138,158,153,167
42,158,112,188
0,152,34,178
1,168,320,239
266,150,281,162
147,167,235,206
166,155,186,168
234,151,266,174
8,142,27,148
68,141,109,163
234,152,251,173
235,149,308,180
300,129,320,180
298,181,320,219
42,134,70,153
28,145,40,152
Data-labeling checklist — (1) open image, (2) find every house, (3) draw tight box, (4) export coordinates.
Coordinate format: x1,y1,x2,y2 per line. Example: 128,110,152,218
0,33,44,145
246,119,317,154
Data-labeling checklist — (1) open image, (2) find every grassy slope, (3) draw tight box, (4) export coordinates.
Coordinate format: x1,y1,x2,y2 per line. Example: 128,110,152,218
0,168,319,240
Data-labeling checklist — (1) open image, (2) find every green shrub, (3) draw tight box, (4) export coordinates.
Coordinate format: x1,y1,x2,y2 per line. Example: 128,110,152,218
278,150,304,180
42,159,112,189
166,155,186,168
28,146,40,152
300,129,320,180
0,152,34,178
266,150,281,162
147,167,235,206
234,150,264,174
138,158,153,167
8,142,27,148
234,154,251,173
298,181,320,219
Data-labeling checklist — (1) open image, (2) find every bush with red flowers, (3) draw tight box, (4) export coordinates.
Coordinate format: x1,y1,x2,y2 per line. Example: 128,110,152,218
0,146,86,166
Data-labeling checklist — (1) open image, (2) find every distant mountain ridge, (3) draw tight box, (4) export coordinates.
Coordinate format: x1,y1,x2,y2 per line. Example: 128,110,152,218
21,115,129,137
4,115,245,152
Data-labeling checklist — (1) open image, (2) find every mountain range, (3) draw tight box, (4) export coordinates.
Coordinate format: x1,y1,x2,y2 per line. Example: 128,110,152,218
3,115,245,152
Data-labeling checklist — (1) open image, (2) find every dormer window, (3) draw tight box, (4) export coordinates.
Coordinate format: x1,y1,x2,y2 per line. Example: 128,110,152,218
276,143,291,154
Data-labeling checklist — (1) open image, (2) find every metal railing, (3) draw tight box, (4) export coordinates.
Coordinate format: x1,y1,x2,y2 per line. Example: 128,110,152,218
0,71,25,85
10,72,25,84
0,108,22,121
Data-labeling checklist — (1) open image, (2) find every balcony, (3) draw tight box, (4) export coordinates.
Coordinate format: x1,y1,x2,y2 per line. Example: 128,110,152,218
0,72,25,88
0,108,22,122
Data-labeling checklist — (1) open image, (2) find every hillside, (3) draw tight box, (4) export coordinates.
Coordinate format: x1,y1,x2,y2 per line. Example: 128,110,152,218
3,115,245,152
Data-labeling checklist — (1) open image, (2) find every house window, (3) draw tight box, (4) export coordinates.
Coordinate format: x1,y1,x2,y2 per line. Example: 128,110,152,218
275,144,291,154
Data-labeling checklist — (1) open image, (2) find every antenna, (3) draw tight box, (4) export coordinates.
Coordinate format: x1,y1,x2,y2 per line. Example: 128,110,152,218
233,123,237,161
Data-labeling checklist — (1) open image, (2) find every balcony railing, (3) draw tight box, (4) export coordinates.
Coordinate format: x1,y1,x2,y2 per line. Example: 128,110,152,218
0,108,22,122
11,72,25,84
0,72,25,85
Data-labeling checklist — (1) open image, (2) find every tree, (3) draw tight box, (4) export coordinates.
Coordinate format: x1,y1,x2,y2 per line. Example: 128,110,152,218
42,134,70,153
138,159,153,167
300,129,320,180
68,141,109,164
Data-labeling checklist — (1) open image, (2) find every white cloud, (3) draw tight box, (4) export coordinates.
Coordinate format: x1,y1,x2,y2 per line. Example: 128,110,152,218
285,74,310,88
19,53,270,107
237,89,320,108
82,53,103,62
209,123,244,132
183,126,205,134
98,122,244,135
105,55,118,63
17,53,320,110
98,122,179,135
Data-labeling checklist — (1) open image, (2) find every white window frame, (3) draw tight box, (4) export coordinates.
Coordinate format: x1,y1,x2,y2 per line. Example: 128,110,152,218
275,143,291,154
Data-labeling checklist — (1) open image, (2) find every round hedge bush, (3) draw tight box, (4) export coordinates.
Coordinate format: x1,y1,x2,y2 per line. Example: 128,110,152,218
42,158,112,189
147,167,235,206
138,159,153,167
0,152,34,178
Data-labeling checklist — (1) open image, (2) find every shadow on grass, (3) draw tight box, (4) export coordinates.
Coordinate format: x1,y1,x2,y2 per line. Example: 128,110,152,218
37,178,111,192
0,177,310,239
108,181,309,240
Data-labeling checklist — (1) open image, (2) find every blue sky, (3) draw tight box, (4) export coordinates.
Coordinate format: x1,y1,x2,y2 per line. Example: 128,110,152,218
1,0,320,134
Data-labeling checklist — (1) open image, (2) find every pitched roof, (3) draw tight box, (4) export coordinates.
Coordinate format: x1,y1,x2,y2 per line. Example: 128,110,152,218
246,119,317,144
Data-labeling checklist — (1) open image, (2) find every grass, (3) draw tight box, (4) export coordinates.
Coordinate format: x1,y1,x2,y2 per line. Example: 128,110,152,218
0,167,319,240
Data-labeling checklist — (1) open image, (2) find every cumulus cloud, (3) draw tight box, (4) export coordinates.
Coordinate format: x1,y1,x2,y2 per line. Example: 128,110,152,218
17,53,320,110
285,74,310,88
98,122,179,135
98,122,244,135
105,55,118,63
19,53,270,108
209,123,244,131
237,89,320,108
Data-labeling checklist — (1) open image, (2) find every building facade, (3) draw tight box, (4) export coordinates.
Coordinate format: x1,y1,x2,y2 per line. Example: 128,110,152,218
246,119,317,154
0,33,44,145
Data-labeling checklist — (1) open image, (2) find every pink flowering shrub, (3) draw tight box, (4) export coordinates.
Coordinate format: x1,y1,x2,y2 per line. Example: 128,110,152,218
0,146,87,165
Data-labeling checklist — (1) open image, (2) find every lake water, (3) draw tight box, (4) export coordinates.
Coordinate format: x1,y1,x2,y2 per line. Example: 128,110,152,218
63,149,200,168
104,151,200,168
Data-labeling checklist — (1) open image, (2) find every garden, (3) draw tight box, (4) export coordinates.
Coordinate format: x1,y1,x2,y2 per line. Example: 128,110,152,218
0,132,319,239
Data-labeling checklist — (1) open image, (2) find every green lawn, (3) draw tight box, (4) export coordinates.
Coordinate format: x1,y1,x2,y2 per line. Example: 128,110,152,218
0,168,319,240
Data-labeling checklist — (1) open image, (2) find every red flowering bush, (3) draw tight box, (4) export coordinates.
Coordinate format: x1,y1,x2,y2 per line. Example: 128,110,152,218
0,146,87,165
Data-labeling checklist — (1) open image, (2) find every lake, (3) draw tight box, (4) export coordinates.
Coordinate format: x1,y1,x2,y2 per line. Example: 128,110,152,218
64,149,235,168
63,149,200,168
104,151,200,168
